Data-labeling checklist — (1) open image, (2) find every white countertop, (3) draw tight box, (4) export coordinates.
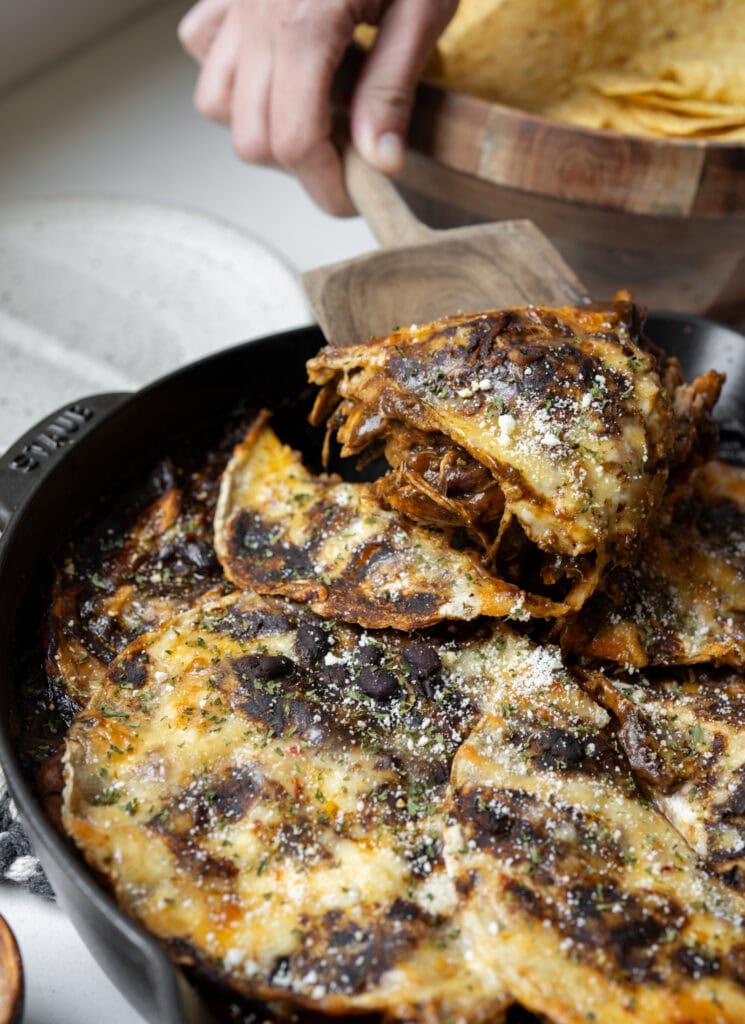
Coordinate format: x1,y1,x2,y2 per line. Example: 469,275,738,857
0,4,375,1021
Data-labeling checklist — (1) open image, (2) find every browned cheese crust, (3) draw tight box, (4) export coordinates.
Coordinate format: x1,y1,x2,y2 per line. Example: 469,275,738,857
443,641,745,1024
307,301,721,611
583,669,745,891
44,299,745,1024
47,458,229,713
564,461,745,667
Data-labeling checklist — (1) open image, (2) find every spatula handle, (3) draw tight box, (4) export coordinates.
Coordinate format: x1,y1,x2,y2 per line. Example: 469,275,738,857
344,148,434,249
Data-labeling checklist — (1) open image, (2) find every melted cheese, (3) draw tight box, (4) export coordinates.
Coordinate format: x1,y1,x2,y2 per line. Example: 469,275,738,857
48,300,745,1022
62,590,514,1021
214,414,566,626
62,589,745,1021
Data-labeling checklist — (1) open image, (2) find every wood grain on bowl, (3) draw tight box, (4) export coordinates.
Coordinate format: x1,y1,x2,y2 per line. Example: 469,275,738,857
397,83,745,318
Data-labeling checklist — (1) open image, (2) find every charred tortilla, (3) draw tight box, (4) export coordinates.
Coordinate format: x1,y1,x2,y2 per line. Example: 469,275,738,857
584,669,745,891
443,641,745,1023
46,297,745,1024
62,590,745,1022
47,454,228,713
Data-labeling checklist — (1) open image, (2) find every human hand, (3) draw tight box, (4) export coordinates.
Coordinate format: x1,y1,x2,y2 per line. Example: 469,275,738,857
178,0,458,215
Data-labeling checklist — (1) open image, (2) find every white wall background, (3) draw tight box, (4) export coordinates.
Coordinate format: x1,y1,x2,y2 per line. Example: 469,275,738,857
0,1,375,271
0,0,164,92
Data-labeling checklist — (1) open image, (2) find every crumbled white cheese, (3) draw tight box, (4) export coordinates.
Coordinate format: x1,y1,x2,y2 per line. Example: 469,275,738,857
498,413,516,441
224,948,246,970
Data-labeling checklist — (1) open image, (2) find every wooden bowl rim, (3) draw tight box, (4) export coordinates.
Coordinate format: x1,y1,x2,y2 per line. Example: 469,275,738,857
408,82,745,218
420,81,745,152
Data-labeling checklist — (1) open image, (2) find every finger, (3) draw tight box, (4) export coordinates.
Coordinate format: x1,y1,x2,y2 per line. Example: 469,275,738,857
193,3,241,125
229,4,274,165
290,140,355,217
268,7,356,216
350,0,457,173
178,0,231,63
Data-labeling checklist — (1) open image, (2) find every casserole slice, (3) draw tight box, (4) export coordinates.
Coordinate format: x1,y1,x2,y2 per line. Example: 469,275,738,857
307,300,721,610
563,461,745,667
443,638,745,1023
583,668,745,890
214,413,567,628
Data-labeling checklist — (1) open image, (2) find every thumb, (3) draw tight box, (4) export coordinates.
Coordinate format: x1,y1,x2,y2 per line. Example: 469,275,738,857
350,0,457,174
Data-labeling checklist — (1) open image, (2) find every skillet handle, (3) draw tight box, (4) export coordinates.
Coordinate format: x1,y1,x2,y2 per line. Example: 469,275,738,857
0,393,130,533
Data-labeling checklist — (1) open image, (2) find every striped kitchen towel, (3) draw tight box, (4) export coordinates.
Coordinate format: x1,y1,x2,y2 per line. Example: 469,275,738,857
0,779,53,898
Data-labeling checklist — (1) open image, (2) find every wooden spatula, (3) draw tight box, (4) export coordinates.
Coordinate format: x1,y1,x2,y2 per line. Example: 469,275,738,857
303,148,588,347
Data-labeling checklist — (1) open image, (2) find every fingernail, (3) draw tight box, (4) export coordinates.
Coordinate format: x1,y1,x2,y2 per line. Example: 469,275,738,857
374,132,404,174
357,120,404,174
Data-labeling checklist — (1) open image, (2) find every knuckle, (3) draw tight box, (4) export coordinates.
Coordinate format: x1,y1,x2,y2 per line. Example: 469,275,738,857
176,21,192,49
177,4,208,53
233,129,269,164
194,87,224,122
179,30,202,60
365,81,412,117
271,124,316,169
272,136,307,169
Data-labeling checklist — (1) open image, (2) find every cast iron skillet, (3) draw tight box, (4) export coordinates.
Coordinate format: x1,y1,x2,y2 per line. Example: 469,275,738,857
0,314,743,1024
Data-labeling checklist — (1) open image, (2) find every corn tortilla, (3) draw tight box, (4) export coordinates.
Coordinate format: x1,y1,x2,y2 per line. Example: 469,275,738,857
421,0,745,139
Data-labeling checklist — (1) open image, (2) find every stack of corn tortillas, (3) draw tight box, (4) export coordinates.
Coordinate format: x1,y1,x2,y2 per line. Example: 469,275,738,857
421,0,745,140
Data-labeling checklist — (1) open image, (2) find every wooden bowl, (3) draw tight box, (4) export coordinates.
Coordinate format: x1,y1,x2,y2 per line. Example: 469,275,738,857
0,915,23,1024
398,83,745,319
